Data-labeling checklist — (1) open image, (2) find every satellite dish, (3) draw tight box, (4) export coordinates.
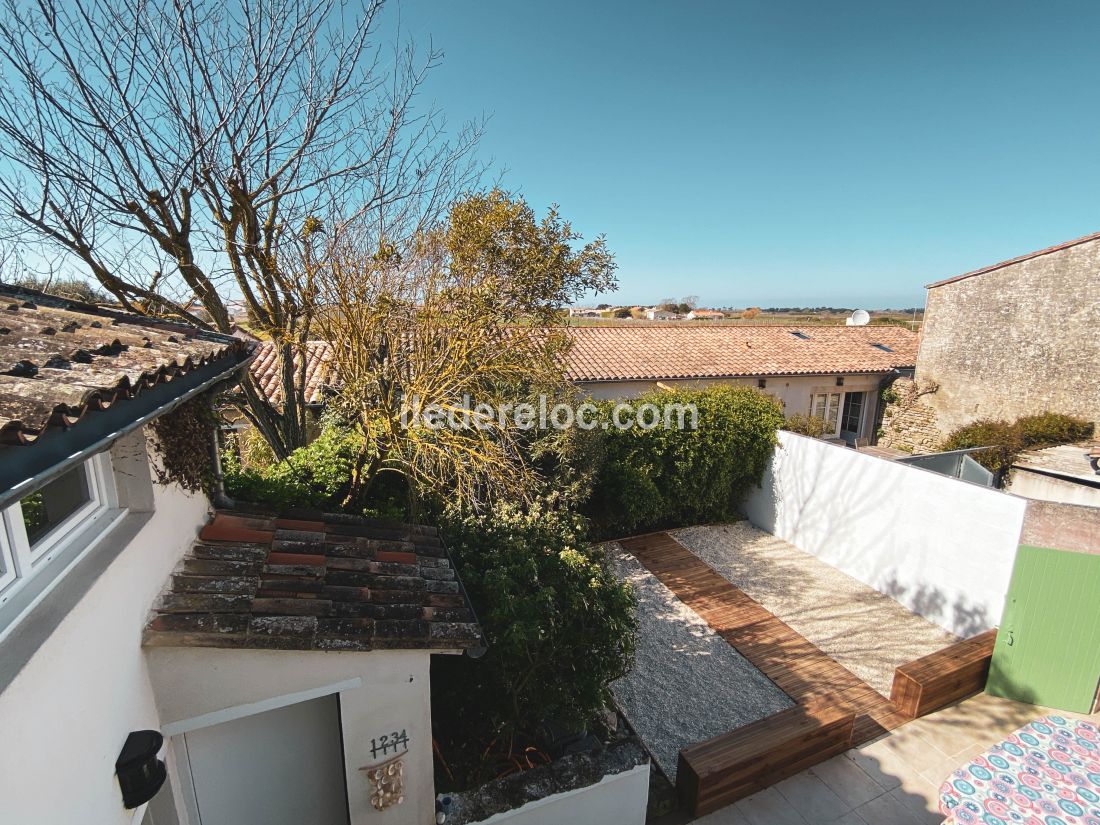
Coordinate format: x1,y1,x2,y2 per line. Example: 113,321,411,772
847,309,870,326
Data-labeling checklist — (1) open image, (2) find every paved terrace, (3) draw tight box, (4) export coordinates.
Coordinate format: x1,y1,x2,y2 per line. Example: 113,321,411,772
673,523,958,696
685,692,1100,825
610,523,965,802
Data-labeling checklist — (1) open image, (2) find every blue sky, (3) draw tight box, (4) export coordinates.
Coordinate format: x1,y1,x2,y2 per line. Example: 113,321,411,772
386,0,1100,309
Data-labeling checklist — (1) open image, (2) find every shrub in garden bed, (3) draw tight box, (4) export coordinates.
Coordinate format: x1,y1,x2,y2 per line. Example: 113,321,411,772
222,421,410,519
431,495,637,789
583,386,784,538
782,413,829,438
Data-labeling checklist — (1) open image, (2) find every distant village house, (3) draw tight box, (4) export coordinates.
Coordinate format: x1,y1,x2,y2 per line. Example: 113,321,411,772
566,325,919,445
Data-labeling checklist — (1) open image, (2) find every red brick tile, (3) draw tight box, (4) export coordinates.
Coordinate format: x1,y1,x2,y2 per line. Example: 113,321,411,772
211,513,275,531
375,550,417,564
199,523,274,544
274,518,326,532
267,551,325,567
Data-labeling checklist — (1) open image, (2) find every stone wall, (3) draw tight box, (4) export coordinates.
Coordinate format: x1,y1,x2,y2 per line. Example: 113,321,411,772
917,237,1100,437
1020,499,1100,555
878,377,942,453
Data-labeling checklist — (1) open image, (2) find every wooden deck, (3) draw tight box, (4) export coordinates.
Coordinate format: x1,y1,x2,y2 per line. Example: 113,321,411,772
618,531,911,814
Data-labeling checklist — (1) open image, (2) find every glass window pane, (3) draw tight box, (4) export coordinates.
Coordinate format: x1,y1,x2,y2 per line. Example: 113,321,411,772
813,394,826,419
21,467,91,546
842,392,865,433
826,393,841,428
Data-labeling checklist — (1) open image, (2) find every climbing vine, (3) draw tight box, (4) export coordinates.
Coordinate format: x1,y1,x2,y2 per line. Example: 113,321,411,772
148,394,219,493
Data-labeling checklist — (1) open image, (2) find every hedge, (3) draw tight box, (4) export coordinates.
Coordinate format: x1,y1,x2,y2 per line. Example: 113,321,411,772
583,385,784,538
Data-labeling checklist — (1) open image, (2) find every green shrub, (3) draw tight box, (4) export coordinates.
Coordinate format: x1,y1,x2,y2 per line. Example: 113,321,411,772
941,418,1022,477
783,413,828,437
223,423,361,511
940,412,1093,482
1015,413,1094,449
431,495,637,786
583,386,783,537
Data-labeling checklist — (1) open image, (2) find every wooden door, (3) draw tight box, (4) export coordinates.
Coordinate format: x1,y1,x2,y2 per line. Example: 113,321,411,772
987,545,1100,712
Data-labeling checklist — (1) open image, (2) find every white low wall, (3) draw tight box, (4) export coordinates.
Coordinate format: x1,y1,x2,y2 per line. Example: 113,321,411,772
467,762,649,825
743,432,1028,637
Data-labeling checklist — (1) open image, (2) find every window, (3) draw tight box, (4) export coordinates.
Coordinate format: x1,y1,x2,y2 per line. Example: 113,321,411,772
790,331,811,340
0,453,117,608
871,342,894,353
841,391,865,434
810,392,842,435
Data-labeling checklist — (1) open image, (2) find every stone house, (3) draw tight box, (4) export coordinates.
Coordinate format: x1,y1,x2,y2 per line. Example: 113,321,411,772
911,231,1100,437
0,286,480,825
565,325,919,445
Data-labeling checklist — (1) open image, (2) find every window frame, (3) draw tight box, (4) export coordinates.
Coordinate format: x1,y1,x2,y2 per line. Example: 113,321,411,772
840,391,866,435
810,392,843,436
0,452,119,609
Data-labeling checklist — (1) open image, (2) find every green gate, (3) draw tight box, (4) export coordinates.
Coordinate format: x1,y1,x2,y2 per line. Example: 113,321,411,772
987,545,1100,713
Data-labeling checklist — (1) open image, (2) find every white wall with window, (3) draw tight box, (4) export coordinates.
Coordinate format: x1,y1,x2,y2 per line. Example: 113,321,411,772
0,452,124,632
575,373,885,443
0,426,210,825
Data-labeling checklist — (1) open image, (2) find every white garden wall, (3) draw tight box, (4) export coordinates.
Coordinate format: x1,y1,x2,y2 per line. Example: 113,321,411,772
465,762,649,825
743,432,1028,637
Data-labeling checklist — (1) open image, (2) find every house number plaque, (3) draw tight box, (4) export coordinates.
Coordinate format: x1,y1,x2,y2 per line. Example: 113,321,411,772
369,729,409,759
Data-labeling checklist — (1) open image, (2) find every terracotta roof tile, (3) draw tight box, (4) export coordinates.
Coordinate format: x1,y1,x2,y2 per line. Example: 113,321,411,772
246,326,919,402
249,341,333,405
563,325,918,382
144,510,482,652
0,285,251,444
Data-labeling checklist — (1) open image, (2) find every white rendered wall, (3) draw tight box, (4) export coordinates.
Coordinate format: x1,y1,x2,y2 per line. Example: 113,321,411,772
575,375,882,438
467,762,650,825
743,432,1028,636
0,433,209,825
146,647,437,825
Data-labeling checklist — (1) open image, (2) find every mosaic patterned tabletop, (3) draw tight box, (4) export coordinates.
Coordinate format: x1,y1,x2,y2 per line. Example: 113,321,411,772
939,715,1100,825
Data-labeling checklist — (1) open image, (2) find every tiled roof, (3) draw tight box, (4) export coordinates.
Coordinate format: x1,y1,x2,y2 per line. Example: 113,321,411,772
144,510,482,653
0,285,251,445
249,341,333,405
564,325,918,382
926,230,1100,289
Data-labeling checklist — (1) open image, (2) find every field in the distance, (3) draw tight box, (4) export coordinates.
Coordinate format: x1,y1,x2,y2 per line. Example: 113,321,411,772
565,309,923,330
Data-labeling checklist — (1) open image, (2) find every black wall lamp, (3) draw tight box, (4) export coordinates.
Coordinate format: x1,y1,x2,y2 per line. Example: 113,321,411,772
116,730,167,809
835,376,845,386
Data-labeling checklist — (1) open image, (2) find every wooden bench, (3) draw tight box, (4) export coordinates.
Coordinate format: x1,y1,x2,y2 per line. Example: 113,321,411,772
677,703,855,816
890,628,998,720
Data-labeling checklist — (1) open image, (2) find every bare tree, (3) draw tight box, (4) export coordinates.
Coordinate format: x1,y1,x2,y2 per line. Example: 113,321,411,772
0,0,482,457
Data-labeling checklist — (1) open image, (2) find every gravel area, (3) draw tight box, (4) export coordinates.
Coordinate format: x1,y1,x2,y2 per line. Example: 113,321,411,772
672,522,959,696
608,543,793,781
